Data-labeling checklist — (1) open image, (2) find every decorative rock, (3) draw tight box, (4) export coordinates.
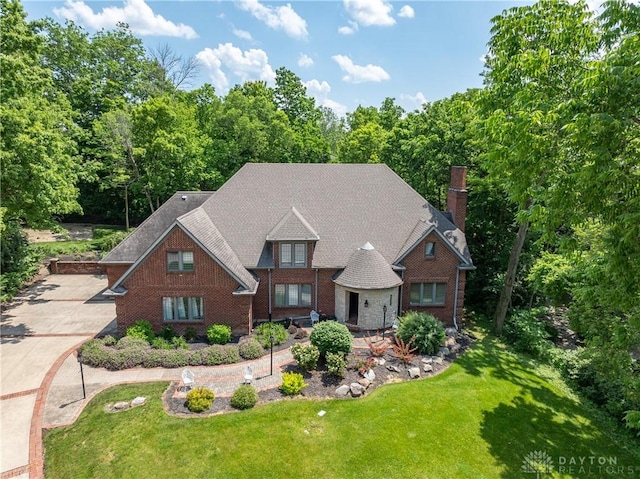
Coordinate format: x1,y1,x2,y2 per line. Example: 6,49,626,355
450,343,461,354
335,385,350,397
433,356,443,365
445,327,458,337
358,378,371,389
350,383,366,397
421,357,433,364
408,367,421,379
437,351,445,359
377,358,386,366
363,369,376,382
423,364,433,373
131,396,146,406
113,401,129,410
445,336,457,347
439,347,450,356
386,365,401,373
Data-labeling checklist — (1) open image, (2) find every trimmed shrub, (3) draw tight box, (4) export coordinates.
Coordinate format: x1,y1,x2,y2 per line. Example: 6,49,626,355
503,308,553,360
326,352,347,378
254,322,288,348
79,340,111,367
230,385,259,410
125,320,154,342
151,337,173,350
279,372,307,395
310,321,352,356
207,324,232,345
101,335,117,347
142,349,165,368
160,349,190,368
171,336,188,350
186,387,215,413
115,336,150,350
184,327,197,342
291,343,320,371
158,325,176,341
239,338,264,360
396,312,445,356
199,345,240,366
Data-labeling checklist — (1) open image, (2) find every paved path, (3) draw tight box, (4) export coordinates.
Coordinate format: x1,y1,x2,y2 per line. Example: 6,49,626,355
0,275,116,479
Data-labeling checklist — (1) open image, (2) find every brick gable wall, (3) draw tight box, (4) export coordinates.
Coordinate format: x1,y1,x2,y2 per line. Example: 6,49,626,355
108,227,252,336
399,231,466,326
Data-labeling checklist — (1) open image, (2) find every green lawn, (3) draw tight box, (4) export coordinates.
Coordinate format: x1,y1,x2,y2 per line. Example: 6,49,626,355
44,335,640,479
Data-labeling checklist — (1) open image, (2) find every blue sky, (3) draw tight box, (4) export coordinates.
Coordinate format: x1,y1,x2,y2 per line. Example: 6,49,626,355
24,0,531,115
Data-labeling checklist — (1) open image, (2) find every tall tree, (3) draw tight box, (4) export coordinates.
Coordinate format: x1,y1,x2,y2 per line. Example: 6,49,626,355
0,0,80,228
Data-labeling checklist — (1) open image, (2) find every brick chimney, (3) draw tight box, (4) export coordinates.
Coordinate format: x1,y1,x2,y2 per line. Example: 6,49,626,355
447,166,468,232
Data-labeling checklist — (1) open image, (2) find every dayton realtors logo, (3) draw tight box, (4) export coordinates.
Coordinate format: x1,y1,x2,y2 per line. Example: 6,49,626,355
522,450,554,478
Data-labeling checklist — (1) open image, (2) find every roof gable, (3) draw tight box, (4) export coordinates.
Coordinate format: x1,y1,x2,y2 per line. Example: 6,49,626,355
266,207,320,241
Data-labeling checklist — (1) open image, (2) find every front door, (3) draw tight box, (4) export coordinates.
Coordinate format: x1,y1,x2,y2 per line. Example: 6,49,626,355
348,291,359,324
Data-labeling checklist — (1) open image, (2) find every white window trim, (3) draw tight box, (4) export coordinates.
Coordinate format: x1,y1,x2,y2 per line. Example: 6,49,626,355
167,251,194,272
274,284,312,307
279,242,307,268
162,297,203,321
410,283,446,306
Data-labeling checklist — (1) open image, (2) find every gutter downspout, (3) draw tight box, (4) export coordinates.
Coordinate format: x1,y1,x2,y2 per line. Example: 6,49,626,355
453,266,461,330
314,269,319,311
268,269,272,315
398,269,404,317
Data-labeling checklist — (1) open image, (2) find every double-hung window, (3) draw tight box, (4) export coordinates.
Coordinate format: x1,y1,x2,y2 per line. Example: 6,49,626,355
275,284,312,307
162,297,203,321
410,283,446,306
279,242,306,268
167,251,194,272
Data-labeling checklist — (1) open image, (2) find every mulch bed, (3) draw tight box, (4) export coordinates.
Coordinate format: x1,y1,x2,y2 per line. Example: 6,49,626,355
163,331,475,417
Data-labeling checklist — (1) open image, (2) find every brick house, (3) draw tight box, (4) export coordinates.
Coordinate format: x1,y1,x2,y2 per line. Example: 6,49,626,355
101,163,474,335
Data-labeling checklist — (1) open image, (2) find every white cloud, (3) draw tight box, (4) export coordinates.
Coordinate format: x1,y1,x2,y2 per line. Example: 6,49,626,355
400,91,427,109
343,0,395,27
233,29,253,41
298,53,314,67
398,5,415,18
53,0,198,39
236,0,308,40
196,43,276,93
303,79,346,117
332,55,390,83
338,20,359,35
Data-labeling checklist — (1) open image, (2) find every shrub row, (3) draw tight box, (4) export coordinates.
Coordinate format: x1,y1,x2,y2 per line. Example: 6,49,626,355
81,336,254,371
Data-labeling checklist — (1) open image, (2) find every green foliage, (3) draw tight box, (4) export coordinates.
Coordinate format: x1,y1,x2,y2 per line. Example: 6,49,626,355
171,336,188,350
254,322,288,348
94,230,129,251
101,335,117,346
183,327,197,342
0,222,40,301
396,312,445,355
310,321,353,356
527,252,575,305
503,308,553,360
150,337,173,350
238,338,264,360
206,324,232,345
325,352,347,378
279,372,307,396
158,325,176,341
291,343,320,371
115,336,150,350
125,320,154,342
191,345,239,366
624,411,640,437
186,387,214,413
230,385,259,410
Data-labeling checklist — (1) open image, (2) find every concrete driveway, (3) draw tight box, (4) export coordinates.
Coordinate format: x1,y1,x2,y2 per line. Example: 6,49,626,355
0,274,116,478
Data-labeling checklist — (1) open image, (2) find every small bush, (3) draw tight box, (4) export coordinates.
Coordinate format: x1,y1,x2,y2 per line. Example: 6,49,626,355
115,336,150,350
310,321,353,356
279,372,307,395
151,337,173,350
186,387,215,413
291,343,320,371
230,385,259,410
392,335,418,364
254,322,288,348
239,338,264,360
171,336,188,350
125,320,154,342
101,335,117,347
503,308,553,360
395,312,445,355
353,355,377,375
207,324,232,345
364,333,389,357
184,327,197,342
326,352,347,378
158,325,176,341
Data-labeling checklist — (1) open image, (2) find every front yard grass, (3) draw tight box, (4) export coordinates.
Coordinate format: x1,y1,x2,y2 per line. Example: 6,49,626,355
44,335,640,479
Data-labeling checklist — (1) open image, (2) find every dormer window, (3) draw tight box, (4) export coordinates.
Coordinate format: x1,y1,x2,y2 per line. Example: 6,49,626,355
167,251,194,272
280,242,306,268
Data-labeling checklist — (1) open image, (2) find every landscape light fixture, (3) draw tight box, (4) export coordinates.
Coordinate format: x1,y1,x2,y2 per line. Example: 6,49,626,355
77,350,86,399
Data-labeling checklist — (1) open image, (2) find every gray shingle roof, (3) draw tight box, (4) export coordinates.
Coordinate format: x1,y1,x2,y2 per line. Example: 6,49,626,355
266,207,320,241
100,192,214,264
334,242,403,290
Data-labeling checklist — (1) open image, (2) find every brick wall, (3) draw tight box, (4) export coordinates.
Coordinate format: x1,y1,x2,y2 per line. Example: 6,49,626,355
49,259,107,275
108,226,252,336
399,231,465,326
